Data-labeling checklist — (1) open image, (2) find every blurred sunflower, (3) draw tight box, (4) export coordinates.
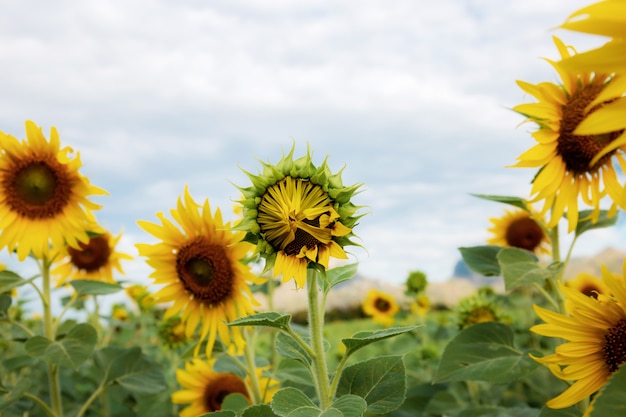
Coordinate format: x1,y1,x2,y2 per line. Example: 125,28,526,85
136,187,264,356
565,271,610,299
234,145,364,289
52,231,132,286
531,263,626,410
171,358,279,417
125,284,157,310
487,208,550,255
456,294,503,330
512,36,626,232
0,121,107,260
362,289,399,326
158,315,188,349
411,293,431,318
111,304,130,322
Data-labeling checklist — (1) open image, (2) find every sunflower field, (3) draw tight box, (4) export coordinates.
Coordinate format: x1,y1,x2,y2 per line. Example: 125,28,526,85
2,1,626,416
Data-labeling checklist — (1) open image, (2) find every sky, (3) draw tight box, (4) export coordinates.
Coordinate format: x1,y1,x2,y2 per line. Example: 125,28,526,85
1,0,624,288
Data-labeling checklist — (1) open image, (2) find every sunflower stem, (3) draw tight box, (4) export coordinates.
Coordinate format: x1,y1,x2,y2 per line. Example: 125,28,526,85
548,225,566,314
243,327,263,405
41,256,64,417
307,268,332,409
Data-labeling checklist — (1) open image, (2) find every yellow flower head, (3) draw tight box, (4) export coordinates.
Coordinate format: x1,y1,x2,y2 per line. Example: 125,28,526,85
531,262,626,410
234,144,364,289
111,304,130,322
158,315,189,349
171,358,279,417
512,36,626,232
487,208,550,255
0,121,107,260
565,271,611,299
52,230,133,287
136,187,265,357
456,294,502,330
411,293,431,318
125,284,157,310
362,289,400,327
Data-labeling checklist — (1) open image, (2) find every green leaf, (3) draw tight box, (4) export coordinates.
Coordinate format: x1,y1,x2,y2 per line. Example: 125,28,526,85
222,393,251,414
434,322,538,384
341,326,420,358
336,355,406,414
70,279,123,296
0,270,28,291
318,410,342,417
275,332,314,366
94,346,168,395
242,404,280,417
470,194,529,211
458,246,502,277
228,312,292,331
25,323,97,369
588,365,626,417
199,411,237,417
319,263,359,293
497,247,562,290
330,395,367,417
271,387,320,417
575,209,618,237
459,406,540,417
0,378,31,409
538,405,582,417
0,294,11,317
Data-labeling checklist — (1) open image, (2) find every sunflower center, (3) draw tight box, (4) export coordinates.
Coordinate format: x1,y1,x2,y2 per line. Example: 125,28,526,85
67,235,112,272
204,374,250,411
4,159,71,219
557,83,623,173
467,307,497,326
603,319,626,372
580,284,601,299
375,297,391,313
257,177,334,256
505,217,544,252
176,237,233,304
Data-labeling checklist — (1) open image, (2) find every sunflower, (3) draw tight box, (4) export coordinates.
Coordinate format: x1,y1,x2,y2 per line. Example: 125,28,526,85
136,187,264,356
456,294,502,330
560,0,626,75
530,262,626,410
362,289,400,326
125,284,157,310
559,0,626,151
234,145,364,289
565,271,611,299
0,121,107,261
512,36,626,232
111,304,130,322
52,230,132,286
411,293,431,318
487,208,550,255
171,358,279,417
158,315,189,349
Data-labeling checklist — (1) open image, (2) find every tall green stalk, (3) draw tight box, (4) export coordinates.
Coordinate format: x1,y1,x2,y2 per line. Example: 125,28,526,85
40,256,63,417
307,269,332,409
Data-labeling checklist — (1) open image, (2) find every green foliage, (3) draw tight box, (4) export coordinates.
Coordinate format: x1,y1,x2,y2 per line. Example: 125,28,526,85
497,248,563,291
458,245,502,277
587,365,626,417
70,279,124,296
574,209,617,237
434,322,538,384
341,326,419,359
228,311,292,331
25,323,97,369
470,194,530,211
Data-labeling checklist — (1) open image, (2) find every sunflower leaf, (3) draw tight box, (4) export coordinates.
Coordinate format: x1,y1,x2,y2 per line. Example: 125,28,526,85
0,378,31,409
222,393,251,414
497,248,562,290
470,194,529,211
270,387,320,417
70,280,123,296
434,322,538,384
329,395,367,417
458,245,502,277
341,326,420,358
319,263,359,294
0,294,11,317
25,323,97,369
228,312,292,331
586,364,626,417
336,355,407,414
0,270,28,291
574,209,618,237
537,405,581,417
242,404,280,417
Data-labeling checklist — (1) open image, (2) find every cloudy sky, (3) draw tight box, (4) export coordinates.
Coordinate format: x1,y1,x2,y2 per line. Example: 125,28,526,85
1,0,623,286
